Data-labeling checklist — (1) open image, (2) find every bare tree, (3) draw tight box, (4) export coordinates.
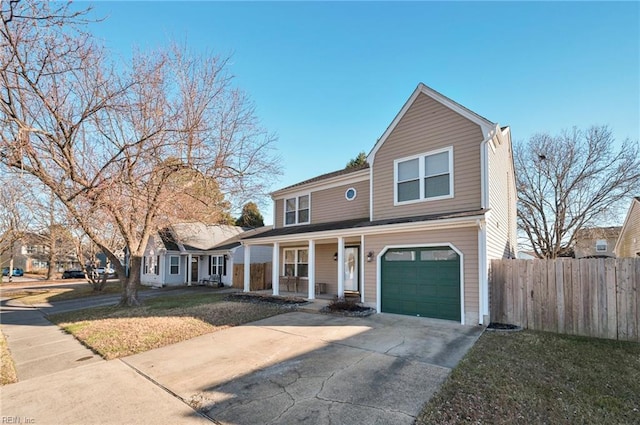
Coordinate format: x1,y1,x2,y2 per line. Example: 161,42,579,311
515,126,640,258
0,2,280,305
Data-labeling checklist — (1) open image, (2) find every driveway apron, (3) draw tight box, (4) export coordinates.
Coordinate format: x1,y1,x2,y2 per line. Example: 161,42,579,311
125,311,483,425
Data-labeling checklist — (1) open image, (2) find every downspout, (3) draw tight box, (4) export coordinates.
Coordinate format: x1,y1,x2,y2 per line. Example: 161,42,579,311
477,219,488,325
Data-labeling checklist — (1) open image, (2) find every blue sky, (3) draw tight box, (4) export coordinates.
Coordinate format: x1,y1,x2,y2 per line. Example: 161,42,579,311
85,1,639,224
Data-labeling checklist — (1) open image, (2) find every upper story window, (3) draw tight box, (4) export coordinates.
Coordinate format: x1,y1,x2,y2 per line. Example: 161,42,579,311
285,194,310,225
345,187,357,201
394,147,453,205
595,240,608,252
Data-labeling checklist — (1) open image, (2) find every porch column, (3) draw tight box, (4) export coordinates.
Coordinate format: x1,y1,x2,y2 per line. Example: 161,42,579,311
243,245,251,292
272,242,280,296
308,239,316,300
360,234,365,303
337,236,345,298
187,253,192,286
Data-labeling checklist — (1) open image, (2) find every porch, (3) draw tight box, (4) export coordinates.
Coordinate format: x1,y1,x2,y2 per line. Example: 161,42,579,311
241,236,370,302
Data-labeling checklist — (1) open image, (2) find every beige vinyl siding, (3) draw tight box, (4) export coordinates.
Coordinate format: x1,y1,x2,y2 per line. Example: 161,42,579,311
617,201,640,257
311,180,369,224
276,243,357,295
372,92,484,220
273,179,370,229
486,137,518,260
363,226,480,324
274,199,284,228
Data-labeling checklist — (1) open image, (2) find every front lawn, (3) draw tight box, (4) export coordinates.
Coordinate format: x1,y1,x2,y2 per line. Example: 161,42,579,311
49,293,288,359
417,330,640,425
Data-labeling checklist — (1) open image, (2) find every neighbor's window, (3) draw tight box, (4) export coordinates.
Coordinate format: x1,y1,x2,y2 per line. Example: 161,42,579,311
211,255,224,276
285,195,310,225
170,256,180,275
595,240,607,252
283,248,309,277
395,147,453,204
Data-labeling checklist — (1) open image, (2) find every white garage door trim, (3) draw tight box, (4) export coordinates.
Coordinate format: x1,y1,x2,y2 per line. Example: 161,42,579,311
376,242,465,325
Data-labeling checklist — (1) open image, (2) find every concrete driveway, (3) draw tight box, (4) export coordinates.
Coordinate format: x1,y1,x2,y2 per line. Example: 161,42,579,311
125,311,483,424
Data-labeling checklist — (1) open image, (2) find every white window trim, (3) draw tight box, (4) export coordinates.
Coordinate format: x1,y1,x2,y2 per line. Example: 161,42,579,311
345,187,357,201
393,146,454,206
283,193,311,227
283,247,309,278
211,255,224,276
595,240,608,252
169,255,180,275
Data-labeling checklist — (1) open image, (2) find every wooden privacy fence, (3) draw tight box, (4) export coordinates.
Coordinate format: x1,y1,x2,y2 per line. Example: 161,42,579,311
490,258,640,342
233,262,272,291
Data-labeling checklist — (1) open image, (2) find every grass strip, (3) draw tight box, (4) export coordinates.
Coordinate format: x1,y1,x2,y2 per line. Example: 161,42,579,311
0,331,18,386
49,293,288,359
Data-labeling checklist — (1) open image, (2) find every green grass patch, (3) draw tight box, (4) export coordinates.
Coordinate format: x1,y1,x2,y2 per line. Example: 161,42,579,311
417,330,640,425
0,331,17,385
49,294,288,359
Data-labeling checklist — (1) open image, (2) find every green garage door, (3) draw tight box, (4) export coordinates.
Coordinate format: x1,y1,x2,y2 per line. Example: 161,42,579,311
381,247,460,321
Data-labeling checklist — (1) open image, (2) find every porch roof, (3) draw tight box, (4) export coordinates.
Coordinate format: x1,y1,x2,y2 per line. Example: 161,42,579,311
243,208,486,241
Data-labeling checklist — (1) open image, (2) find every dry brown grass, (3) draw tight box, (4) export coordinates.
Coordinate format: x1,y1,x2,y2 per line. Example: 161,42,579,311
417,330,640,425
50,294,288,359
0,331,17,385
0,281,129,305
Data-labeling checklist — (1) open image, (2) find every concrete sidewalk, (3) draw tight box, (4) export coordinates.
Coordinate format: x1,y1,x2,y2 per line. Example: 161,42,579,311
0,300,211,424
1,303,102,380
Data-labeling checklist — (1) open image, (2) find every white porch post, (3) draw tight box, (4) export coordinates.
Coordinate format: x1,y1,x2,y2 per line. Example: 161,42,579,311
272,242,280,296
360,234,365,303
337,236,345,298
187,254,192,286
243,245,251,292
308,239,316,300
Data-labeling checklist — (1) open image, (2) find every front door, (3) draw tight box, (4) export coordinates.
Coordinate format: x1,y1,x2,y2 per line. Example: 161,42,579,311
344,247,359,292
191,257,199,282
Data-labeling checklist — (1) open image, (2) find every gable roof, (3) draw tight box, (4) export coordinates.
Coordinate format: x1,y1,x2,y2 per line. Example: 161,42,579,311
272,163,369,196
367,83,497,164
157,223,247,252
574,226,622,241
210,226,274,251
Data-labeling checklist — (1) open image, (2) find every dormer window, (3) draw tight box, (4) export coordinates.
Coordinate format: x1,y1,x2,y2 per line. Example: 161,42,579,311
394,147,453,204
595,240,607,252
285,195,310,225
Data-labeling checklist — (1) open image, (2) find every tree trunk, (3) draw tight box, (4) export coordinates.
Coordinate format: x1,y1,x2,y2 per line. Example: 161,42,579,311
118,255,141,307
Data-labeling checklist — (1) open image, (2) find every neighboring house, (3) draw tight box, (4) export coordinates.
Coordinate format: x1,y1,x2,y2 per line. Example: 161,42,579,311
140,223,272,287
573,226,621,259
242,83,517,325
0,232,80,272
615,197,640,257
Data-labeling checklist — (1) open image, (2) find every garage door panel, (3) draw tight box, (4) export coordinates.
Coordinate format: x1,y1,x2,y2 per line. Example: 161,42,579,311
381,247,460,321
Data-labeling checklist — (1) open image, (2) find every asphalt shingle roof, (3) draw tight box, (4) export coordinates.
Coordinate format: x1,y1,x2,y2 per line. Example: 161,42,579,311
243,209,486,240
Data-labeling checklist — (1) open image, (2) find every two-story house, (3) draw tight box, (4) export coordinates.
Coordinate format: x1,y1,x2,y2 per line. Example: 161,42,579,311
573,226,621,259
242,83,517,325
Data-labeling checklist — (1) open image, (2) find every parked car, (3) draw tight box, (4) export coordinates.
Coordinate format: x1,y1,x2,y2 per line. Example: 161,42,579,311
62,270,86,279
2,267,24,277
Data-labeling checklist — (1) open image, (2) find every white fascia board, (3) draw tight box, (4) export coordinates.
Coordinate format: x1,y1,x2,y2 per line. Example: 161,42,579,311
368,83,496,164
242,214,486,245
271,169,369,199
